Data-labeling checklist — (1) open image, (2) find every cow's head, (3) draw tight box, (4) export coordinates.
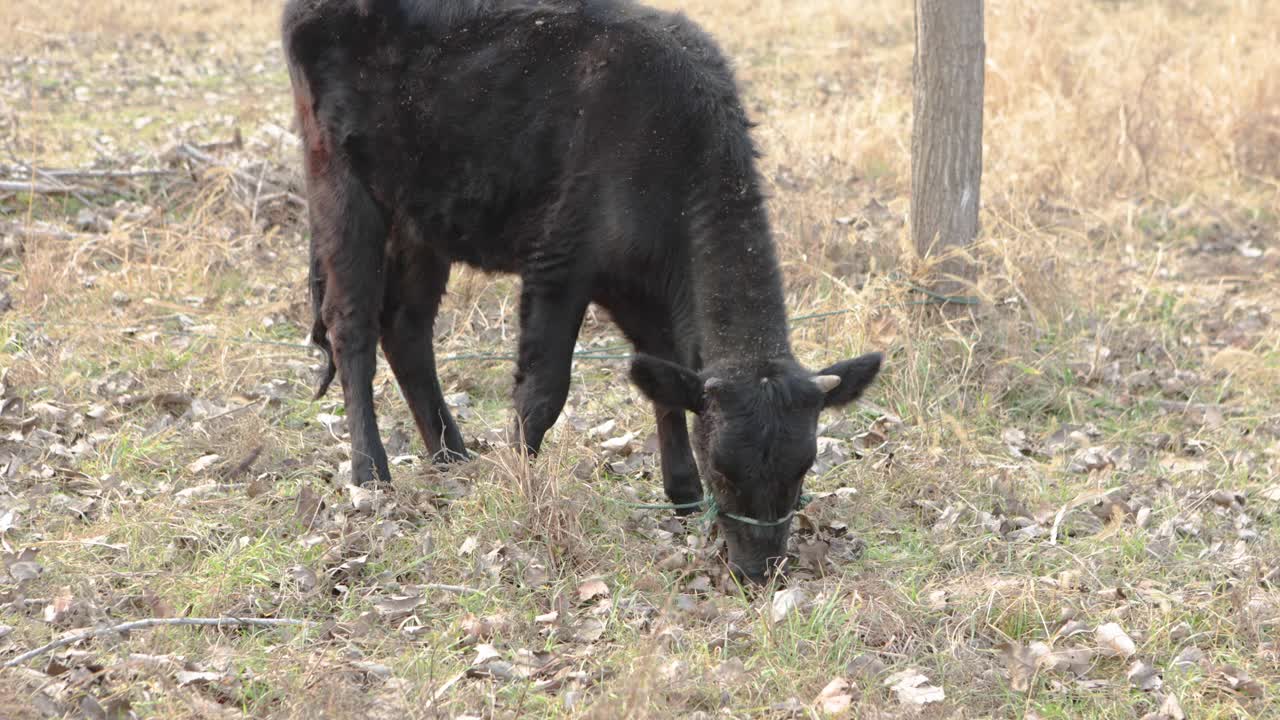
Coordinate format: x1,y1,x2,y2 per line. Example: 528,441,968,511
630,352,882,584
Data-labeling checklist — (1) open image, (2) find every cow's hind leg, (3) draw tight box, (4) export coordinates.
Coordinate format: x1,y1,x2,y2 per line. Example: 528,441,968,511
608,305,702,512
380,251,468,463
310,166,391,486
511,282,589,455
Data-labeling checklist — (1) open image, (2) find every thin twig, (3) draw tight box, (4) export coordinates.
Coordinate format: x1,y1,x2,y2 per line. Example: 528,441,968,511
2,617,310,669
0,180,94,195
423,583,486,595
35,168,177,180
431,671,467,703
198,398,266,424
250,156,270,225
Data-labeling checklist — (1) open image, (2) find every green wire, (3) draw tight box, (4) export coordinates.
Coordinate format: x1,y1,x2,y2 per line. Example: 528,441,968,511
614,493,814,528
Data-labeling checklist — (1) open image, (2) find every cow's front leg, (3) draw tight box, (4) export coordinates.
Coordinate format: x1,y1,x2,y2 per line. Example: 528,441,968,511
605,303,704,512
510,284,589,455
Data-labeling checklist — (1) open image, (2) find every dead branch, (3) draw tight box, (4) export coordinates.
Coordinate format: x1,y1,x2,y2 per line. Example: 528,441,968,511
174,143,305,208
0,180,95,195
0,222,77,240
2,617,310,669
29,166,99,209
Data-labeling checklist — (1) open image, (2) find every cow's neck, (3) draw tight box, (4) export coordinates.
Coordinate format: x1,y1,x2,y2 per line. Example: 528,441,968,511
689,199,794,371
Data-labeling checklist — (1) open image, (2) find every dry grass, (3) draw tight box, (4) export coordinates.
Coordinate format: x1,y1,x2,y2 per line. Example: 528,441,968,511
1,0,1278,718
0,0,280,51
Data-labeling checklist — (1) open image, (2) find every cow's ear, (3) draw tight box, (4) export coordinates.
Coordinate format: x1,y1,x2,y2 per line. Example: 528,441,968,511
815,352,883,409
630,354,704,413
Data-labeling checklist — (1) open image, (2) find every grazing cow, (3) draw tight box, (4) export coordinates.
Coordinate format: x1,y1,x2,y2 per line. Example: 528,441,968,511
284,0,882,582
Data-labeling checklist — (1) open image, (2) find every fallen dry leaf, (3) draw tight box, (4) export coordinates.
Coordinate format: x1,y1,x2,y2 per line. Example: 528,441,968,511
1160,456,1209,475
472,643,502,666
1210,664,1264,698
576,578,610,603
600,432,636,455
346,483,383,512
295,485,325,527
685,575,713,594
1096,622,1137,658
315,412,345,436
587,419,616,438
42,591,80,626
1040,648,1094,677
571,618,606,644
813,677,853,715
465,644,530,683
186,454,221,474
373,594,424,619
1001,641,1045,692
1056,619,1092,639
458,536,479,557
4,548,43,582
1209,489,1246,510
460,614,510,643
770,587,808,623
846,654,887,681
1068,446,1114,473
176,670,225,687
175,483,224,503
1171,646,1204,671
0,508,17,536
31,402,69,425
1127,660,1163,691
1003,428,1036,458
285,565,318,593
1157,693,1185,720
349,660,392,680
883,669,945,706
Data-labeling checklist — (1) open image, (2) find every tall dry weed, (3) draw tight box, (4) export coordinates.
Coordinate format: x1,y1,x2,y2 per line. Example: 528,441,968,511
985,0,1280,212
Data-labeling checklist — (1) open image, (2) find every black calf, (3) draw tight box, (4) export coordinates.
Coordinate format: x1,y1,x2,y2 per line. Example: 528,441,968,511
283,0,882,581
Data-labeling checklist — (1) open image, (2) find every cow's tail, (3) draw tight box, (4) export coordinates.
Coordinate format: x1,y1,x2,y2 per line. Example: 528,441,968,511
310,254,337,400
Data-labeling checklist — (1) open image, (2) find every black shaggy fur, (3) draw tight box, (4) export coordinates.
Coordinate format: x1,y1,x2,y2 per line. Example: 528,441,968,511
284,0,882,581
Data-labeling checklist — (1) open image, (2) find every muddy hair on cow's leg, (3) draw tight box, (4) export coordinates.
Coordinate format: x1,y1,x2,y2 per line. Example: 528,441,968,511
311,322,337,400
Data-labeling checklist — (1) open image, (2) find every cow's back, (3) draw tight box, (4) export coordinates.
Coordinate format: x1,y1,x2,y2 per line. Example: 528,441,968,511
286,0,758,277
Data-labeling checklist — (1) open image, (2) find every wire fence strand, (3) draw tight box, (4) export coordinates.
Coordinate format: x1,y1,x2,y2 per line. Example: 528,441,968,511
3,278,977,364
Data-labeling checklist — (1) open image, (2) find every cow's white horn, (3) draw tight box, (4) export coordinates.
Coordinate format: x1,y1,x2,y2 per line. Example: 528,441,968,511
812,375,842,393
